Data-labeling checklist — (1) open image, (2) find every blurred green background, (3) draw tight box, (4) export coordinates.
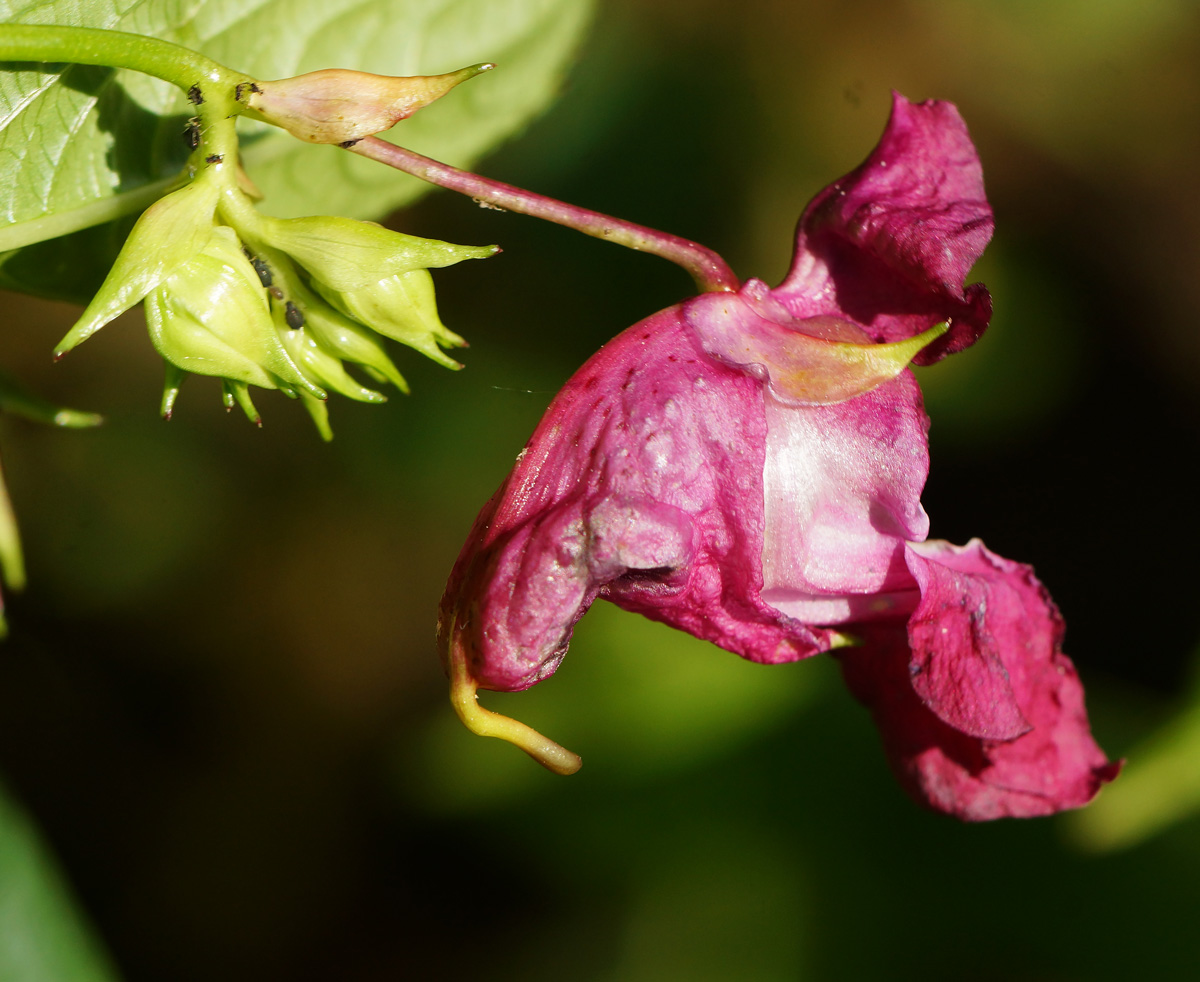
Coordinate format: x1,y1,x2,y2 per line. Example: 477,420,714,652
3,0,1200,978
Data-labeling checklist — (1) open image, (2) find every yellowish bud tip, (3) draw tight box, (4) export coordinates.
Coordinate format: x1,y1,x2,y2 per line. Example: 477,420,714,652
248,63,495,145
447,628,581,776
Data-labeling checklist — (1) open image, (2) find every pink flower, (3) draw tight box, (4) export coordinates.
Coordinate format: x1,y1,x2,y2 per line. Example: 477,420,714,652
437,93,1119,819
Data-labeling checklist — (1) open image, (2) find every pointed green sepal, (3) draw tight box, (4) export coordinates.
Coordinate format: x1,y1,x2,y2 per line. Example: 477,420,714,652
766,319,949,405
277,315,387,404
224,381,262,426
301,304,409,394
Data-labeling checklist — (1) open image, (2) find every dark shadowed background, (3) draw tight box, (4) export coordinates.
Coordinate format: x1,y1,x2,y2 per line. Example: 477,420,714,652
2,0,1199,978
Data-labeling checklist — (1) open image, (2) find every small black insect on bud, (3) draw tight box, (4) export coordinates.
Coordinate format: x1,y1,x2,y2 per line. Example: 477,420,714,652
284,301,306,330
183,117,201,150
187,84,204,105
247,255,272,287
205,153,224,165
235,81,263,102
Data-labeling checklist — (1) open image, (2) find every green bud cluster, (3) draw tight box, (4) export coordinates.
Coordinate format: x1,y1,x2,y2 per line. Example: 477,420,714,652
55,179,496,438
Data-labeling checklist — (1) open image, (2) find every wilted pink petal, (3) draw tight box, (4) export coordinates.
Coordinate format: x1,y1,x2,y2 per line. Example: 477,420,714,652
775,93,993,364
439,306,847,694
839,540,1120,819
905,539,1030,740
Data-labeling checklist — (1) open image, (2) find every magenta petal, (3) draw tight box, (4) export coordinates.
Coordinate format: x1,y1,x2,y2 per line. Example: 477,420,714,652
775,93,993,364
905,539,1031,740
839,540,1120,820
439,306,845,693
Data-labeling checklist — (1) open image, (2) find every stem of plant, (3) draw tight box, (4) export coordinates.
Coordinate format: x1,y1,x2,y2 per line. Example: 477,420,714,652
0,25,250,93
345,136,741,294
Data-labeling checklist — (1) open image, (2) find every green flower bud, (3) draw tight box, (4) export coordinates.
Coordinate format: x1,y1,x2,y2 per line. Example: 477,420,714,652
275,306,387,404
245,64,494,145
261,214,497,291
144,226,323,398
314,268,466,370
56,180,220,356
300,303,409,394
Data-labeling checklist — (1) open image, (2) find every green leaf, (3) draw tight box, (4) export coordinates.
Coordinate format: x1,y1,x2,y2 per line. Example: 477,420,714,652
0,778,121,981
0,0,593,301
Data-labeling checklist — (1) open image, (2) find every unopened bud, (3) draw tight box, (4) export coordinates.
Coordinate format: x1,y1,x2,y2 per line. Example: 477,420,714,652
56,180,219,356
261,214,497,291
145,226,322,398
275,305,387,404
246,63,494,145
302,304,410,394
314,269,466,370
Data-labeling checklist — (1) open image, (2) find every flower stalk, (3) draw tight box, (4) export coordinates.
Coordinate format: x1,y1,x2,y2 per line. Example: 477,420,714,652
346,136,741,294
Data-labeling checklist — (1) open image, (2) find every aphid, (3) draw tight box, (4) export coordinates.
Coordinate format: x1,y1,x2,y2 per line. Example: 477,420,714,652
187,84,204,105
183,117,201,150
284,301,305,330
247,255,272,288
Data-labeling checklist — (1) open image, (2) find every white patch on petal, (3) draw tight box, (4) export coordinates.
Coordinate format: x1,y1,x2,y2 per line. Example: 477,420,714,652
759,375,930,619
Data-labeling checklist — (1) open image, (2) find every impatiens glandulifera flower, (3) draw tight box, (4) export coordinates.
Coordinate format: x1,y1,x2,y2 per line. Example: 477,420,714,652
437,93,1120,820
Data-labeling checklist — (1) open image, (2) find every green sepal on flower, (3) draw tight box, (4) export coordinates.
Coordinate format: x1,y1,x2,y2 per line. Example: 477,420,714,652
687,296,952,406
222,379,264,426
54,179,219,357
